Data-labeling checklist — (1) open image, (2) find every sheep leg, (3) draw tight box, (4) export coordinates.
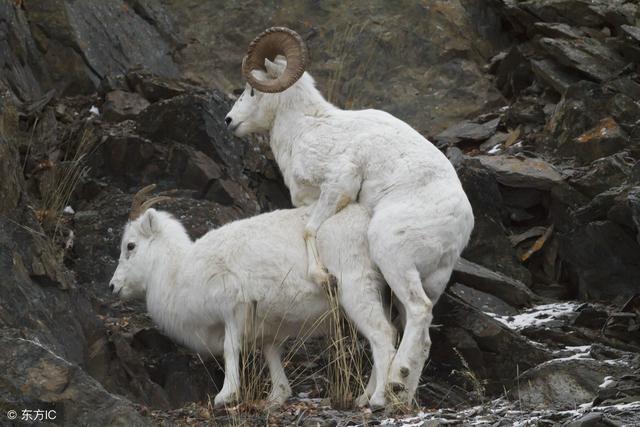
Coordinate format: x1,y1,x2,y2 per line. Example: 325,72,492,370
375,264,432,406
339,278,397,409
304,164,362,287
355,370,377,407
214,321,243,408
264,342,291,407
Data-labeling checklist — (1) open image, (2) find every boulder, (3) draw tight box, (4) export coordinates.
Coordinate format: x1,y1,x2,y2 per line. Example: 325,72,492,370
537,37,627,83
547,81,640,165
560,220,640,301
449,283,518,316
451,258,535,307
0,335,147,426
518,0,637,31
102,90,151,122
570,153,634,198
457,159,532,284
475,155,564,190
434,118,501,147
431,293,551,395
22,0,180,96
514,358,630,409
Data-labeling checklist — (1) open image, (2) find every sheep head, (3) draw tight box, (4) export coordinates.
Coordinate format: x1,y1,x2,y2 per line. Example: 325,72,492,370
110,185,172,300
225,27,314,137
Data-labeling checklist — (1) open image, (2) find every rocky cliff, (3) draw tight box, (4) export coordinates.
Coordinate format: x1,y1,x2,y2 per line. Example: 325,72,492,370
0,0,639,425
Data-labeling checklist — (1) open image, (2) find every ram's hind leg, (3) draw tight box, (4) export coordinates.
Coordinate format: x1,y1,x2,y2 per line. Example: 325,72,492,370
368,239,433,406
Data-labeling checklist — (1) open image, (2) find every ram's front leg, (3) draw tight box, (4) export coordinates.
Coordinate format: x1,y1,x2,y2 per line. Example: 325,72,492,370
214,320,243,408
304,163,361,287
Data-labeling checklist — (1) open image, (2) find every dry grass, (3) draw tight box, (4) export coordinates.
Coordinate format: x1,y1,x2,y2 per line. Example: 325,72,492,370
452,347,486,403
37,127,98,237
322,275,368,409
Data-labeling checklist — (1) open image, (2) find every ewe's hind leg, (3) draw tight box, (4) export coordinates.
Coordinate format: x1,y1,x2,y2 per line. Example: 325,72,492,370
214,320,243,408
340,278,397,409
355,371,377,408
264,342,291,407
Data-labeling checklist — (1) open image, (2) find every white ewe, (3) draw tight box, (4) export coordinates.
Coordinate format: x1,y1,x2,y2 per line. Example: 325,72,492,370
225,27,475,403
109,185,396,408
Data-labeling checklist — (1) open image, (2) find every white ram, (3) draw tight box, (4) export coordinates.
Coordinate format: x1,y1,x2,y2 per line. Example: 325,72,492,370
109,186,396,408
225,27,475,403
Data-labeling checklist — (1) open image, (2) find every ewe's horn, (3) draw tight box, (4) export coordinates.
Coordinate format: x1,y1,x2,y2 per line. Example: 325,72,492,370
242,27,308,93
129,184,172,220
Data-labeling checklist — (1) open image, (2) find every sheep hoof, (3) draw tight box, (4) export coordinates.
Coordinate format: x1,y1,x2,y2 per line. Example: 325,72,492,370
213,391,238,409
368,393,387,411
265,397,286,410
355,393,370,407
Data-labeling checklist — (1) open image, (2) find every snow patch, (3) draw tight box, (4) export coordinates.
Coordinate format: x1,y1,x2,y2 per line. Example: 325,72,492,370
487,302,579,330
487,144,502,154
599,376,615,389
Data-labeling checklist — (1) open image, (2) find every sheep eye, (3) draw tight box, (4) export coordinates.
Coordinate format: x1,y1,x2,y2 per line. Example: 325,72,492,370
127,242,135,251
250,88,254,97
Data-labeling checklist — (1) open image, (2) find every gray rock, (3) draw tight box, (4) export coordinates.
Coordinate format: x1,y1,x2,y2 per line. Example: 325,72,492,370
21,0,180,96
434,118,501,146
514,358,629,410
475,155,564,190
449,283,518,316
564,412,615,427
530,58,580,94
102,90,151,122
451,258,535,307
0,335,148,426
537,37,626,83
532,22,586,39
432,293,551,395
458,160,532,284
560,220,640,301
570,153,635,198
547,81,640,165
494,45,534,98
519,0,637,31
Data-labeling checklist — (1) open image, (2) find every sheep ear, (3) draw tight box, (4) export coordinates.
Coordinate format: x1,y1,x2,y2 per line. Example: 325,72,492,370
264,57,286,78
140,209,159,236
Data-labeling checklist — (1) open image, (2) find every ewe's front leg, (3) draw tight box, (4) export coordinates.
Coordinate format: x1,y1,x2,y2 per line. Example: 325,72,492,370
214,322,243,408
305,163,362,287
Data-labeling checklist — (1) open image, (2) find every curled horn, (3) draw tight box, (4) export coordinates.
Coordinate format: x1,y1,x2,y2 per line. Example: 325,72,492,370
242,27,308,93
129,184,173,220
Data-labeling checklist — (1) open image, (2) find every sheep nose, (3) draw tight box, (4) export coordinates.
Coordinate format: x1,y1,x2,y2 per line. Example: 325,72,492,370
109,283,115,292
225,116,232,127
